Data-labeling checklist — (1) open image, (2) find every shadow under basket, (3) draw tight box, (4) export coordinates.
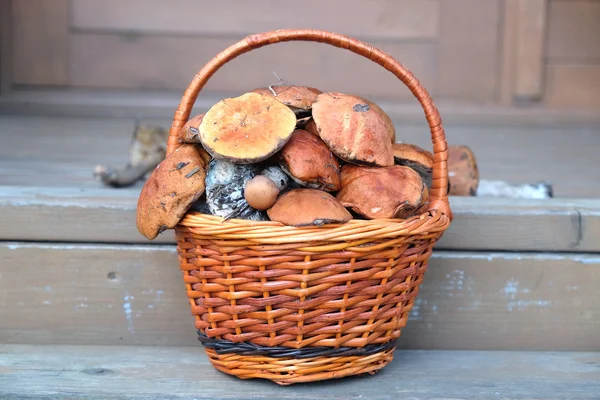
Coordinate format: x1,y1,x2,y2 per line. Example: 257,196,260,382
164,29,453,385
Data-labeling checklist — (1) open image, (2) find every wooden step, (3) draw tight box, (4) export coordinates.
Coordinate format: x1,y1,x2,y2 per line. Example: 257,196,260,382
2,242,599,351
2,185,599,252
1,344,599,399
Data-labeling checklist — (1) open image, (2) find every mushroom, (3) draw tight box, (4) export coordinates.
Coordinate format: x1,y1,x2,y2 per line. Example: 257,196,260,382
136,144,209,240
251,85,322,118
447,145,479,196
244,175,280,210
302,118,319,136
259,165,289,192
267,189,352,227
199,92,297,164
94,125,168,188
278,129,341,191
311,92,394,167
336,164,428,219
205,159,267,220
179,113,204,143
393,143,434,188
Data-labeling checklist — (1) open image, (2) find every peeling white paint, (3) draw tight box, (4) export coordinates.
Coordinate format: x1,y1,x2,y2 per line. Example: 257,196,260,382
123,294,135,334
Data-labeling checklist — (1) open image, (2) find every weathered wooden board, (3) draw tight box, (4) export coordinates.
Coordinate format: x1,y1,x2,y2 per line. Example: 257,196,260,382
544,64,600,109
11,0,69,85
2,115,599,197
2,186,600,252
0,0,12,93
513,0,547,101
71,0,440,40
547,0,600,61
0,115,136,187
1,242,599,351
69,32,436,99
436,0,501,101
1,345,599,400
499,0,518,105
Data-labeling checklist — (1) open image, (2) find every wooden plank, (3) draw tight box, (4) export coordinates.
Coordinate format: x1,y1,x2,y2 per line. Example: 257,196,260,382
2,186,600,252
2,115,599,197
513,0,547,101
547,1,600,61
0,115,136,187
1,242,599,351
71,0,440,40
11,0,69,85
0,0,12,93
2,88,600,126
69,33,437,99
1,345,599,400
436,0,501,101
499,0,519,105
544,64,600,109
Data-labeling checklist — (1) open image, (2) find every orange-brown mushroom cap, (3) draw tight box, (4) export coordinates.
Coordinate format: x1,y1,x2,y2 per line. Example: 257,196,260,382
336,164,428,219
267,189,352,226
312,92,394,167
251,85,322,116
179,113,204,143
448,145,479,196
244,175,280,210
278,129,341,191
199,92,297,164
136,144,209,240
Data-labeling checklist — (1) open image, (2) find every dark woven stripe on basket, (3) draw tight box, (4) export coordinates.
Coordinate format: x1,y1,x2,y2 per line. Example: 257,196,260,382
197,331,397,359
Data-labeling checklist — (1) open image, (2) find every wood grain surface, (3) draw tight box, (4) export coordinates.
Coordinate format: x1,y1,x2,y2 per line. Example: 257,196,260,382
1,242,598,351
0,344,599,399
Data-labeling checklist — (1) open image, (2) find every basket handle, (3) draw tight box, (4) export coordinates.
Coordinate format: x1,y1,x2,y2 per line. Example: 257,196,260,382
166,29,451,219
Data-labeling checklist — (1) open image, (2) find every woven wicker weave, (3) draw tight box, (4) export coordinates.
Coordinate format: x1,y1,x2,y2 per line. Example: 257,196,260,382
164,29,452,385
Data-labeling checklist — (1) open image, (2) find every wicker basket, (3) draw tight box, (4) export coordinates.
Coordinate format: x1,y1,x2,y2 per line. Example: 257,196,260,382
164,29,452,385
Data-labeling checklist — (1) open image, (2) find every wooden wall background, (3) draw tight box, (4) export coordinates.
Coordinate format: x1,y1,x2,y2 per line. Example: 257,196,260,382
5,0,600,110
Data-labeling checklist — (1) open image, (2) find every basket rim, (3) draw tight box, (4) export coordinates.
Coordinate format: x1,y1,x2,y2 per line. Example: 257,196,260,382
175,209,450,245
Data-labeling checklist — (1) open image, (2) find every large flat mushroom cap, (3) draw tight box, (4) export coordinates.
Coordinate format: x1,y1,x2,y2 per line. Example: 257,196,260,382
267,189,352,227
136,144,209,240
278,129,341,191
199,92,297,164
251,85,322,116
336,164,427,219
312,92,394,167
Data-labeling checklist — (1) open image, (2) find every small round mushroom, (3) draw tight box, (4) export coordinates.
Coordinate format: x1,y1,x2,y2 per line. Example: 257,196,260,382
205,159,267,220
336,164,428,219
267,189,352,227
278,129,341,191
251,85,322,118
136,144,210,240
448,145,479,196
244,175,280,210
179,113,204,143
393,143,434,188
199,92,297,164
312,92,394,167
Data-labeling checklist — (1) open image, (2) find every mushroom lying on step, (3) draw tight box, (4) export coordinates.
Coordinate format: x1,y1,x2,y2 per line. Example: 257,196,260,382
178,114,204,143
267,189,352,227
278,130,341,191
199,92,297,164
336,164,428,219
251,85,322,118
447,145,479,196
136,144,209,240
312,92,394,167
393,143,434,188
